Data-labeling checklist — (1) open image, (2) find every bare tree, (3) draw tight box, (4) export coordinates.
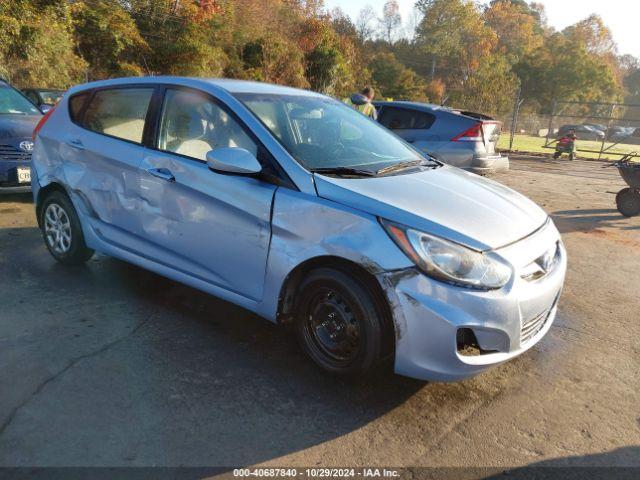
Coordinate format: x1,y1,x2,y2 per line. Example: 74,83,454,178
379,0,401,43
404,6,422,42
355,5,377,42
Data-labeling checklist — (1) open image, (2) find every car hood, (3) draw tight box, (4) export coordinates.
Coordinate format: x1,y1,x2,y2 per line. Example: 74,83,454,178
0,115,41,142
313,166,548,251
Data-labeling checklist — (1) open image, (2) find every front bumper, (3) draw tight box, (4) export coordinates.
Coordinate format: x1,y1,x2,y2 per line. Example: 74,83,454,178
379,220,566,382
0,161,31,193
0,185,31,194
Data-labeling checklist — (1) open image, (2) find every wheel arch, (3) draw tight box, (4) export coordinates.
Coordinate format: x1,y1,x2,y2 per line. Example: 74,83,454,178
35,182,71,228
277,255,396,358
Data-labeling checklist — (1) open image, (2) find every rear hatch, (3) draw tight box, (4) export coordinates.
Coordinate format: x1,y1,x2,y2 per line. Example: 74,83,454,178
452,110,502,155
480,121,501,155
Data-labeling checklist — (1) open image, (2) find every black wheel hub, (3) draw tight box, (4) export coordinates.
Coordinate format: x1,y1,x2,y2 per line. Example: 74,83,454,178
307,288,361,363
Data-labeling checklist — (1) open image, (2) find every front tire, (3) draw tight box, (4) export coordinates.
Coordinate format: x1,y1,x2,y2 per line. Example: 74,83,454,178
293,267,388,376
40,191,94,265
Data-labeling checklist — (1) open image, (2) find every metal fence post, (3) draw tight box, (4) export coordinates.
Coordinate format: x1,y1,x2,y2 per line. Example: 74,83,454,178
598,103,615,161
509,86,523,151
544,100,557,148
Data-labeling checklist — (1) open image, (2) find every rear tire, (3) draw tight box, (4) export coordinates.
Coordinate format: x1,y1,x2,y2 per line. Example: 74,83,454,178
616,189,640,217
40,191,94,265
553,151,561,159
293,267,387,377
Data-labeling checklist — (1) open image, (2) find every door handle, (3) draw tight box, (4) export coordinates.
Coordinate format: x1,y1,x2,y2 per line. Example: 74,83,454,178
147,167,175,182
66,138,85,150
406,138,416,143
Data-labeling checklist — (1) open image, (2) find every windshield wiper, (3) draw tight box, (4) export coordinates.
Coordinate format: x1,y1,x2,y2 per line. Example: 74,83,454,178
311,167,377,177
376,159,438,176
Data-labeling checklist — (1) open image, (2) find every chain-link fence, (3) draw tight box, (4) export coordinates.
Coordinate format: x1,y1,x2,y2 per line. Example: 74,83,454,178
503,98,640,161
444,89,640,161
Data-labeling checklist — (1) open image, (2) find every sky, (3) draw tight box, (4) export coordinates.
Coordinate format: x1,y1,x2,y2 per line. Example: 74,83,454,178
323,0,640,58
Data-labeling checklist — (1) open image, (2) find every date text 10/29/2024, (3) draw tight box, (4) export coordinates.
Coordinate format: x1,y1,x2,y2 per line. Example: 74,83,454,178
233,468,400,478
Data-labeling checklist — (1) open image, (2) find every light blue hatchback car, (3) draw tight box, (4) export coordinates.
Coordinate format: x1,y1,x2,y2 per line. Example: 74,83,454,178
32,77,566,382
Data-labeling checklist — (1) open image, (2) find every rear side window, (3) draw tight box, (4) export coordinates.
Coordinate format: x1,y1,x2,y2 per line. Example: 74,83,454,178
68,92,90,123
379,107,435,130
81,88,153,144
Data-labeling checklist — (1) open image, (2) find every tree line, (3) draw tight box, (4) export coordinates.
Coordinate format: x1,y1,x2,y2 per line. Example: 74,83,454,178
1,0,639,117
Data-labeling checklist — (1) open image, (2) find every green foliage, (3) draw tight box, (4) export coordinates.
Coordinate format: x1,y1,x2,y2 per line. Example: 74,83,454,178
0,0,635,119
0,0,86,87
305,43,347,95
369,52,428,101
416,0,497,78
451,54,518,115
71,0,147,80
515,33,622,111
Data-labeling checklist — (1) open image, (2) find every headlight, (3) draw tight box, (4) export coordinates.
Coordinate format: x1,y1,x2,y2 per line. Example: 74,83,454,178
381,220,512,290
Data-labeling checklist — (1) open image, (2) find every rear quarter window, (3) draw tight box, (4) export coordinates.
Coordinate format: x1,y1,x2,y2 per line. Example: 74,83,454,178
68,92,91,123
81,88,154,144
379,107,436,130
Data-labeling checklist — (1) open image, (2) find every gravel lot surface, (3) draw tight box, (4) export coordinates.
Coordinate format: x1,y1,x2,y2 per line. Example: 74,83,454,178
0,155,638,469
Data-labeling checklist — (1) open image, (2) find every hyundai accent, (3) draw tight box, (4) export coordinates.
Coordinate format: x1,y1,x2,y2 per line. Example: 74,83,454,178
31,77,566,381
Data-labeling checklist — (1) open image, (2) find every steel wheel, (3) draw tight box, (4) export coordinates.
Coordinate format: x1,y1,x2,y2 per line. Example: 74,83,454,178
44,203,72,255
305,287,363,365
293,267,388,376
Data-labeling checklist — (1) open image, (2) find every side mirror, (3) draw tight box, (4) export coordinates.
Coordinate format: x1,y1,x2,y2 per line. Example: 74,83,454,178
40,104,53,114
206,147,262,175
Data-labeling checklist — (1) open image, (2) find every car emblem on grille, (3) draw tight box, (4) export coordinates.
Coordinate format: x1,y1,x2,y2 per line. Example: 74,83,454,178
19,141,34,152
536,245,557,273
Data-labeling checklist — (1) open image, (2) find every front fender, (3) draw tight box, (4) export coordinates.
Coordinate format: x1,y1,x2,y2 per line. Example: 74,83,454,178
256,188,413,321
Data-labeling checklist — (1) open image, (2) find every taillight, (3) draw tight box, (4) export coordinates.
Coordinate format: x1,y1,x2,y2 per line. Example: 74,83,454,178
452,123,483,142
33,107,56,140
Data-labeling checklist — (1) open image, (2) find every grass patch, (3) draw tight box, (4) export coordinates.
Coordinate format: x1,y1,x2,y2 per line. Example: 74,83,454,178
498,134,639,160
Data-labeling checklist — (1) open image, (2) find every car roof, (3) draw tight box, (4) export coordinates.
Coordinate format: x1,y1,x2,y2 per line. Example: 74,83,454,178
66,76,324,98
373,100,448,112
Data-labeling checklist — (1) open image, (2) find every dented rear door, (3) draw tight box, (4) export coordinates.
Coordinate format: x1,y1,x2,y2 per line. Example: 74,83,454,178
63,86,155,246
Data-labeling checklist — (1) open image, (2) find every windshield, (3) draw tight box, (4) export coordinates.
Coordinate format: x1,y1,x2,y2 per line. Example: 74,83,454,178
235,93,424,172
39,90,64,105
0,85,40,115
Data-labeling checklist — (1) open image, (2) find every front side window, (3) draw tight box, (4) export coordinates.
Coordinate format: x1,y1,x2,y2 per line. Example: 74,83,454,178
378,107,435,130
82,88,153,143
236,93,424,172
0,85,41,115
158,89,257,161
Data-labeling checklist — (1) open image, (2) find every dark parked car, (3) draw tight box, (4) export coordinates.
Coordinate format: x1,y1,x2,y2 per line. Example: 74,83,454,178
0,79,43,193
582,123,606,133
557,124,604,141
373,101,508,174
607,126,640,144
22,88,64,112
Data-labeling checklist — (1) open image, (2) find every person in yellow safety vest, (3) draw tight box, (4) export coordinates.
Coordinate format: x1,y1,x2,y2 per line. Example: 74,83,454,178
344,86,377,120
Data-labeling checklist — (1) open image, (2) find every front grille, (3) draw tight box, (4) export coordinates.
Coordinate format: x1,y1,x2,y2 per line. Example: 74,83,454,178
0,145,31,162
520,310,548,345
